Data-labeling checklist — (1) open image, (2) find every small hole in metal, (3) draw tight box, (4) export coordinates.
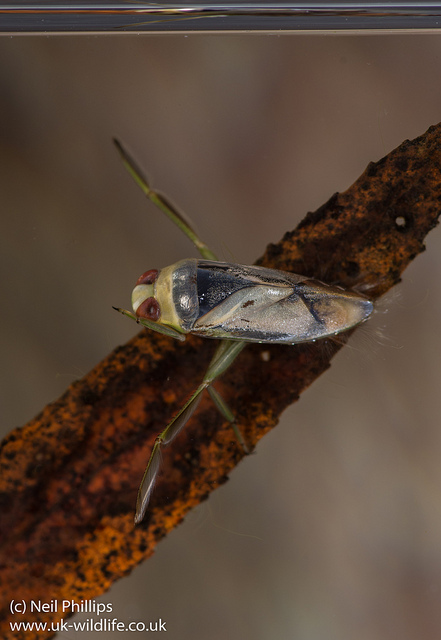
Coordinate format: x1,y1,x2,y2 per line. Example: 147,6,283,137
395,216,406,228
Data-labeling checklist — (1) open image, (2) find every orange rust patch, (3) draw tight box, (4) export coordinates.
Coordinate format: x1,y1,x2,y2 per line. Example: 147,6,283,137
1,124,441,637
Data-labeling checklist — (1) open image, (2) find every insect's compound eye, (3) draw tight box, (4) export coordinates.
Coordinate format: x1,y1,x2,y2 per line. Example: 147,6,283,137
136,269,159,286
136,297,161,321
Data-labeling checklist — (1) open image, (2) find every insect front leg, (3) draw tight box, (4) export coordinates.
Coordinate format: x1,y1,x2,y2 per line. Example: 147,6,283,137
135,339,246,524
112,306,186,341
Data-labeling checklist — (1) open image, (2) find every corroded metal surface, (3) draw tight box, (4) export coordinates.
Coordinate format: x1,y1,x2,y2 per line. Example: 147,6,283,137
1,124,440,638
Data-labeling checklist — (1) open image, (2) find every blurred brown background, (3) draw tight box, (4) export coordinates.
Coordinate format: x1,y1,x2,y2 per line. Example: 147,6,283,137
1,34,441,639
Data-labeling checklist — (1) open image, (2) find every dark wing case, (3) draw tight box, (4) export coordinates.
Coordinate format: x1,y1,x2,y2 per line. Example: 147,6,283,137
192,261,372,344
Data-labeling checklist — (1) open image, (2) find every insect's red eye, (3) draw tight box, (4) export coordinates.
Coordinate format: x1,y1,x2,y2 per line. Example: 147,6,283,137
136,297,160,321
136,269,159,286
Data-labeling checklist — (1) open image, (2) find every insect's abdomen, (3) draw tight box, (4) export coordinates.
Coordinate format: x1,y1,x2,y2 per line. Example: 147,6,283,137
192,261,373,344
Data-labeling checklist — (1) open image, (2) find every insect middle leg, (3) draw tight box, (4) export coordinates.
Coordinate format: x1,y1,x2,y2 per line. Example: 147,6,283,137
207,385,249,454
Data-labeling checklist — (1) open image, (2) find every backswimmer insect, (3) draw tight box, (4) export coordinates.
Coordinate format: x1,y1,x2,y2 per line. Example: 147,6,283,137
113,140,374,524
